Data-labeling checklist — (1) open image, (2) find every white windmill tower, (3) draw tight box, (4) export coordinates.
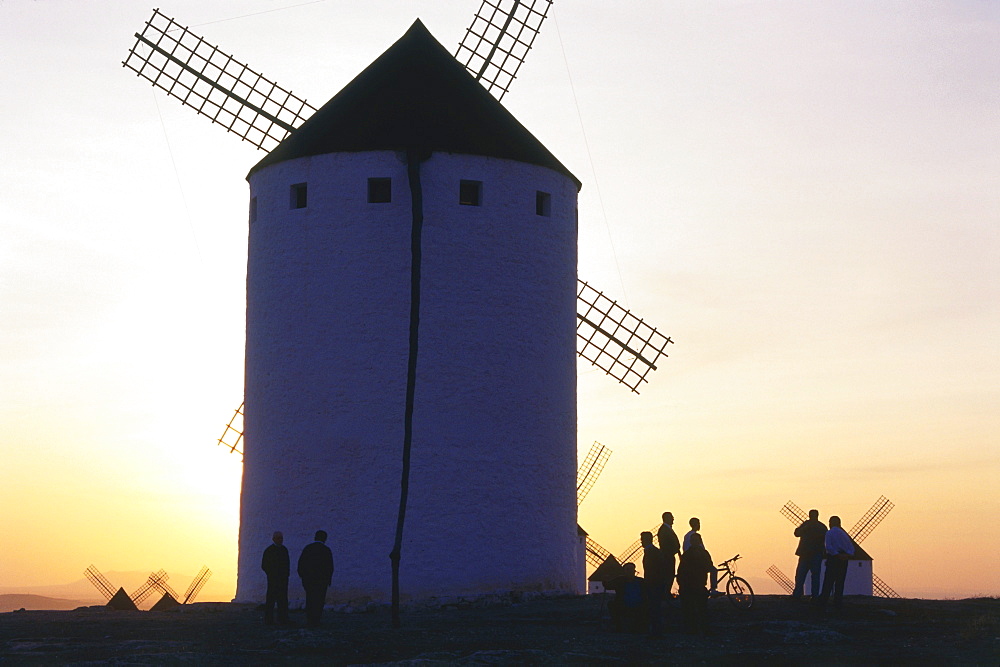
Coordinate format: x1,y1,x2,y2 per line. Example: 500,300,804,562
123,2,673,611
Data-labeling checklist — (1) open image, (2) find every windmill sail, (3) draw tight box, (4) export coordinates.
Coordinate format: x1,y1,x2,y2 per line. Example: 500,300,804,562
872,573,901,599
183,566,212,604
850,496,894,544
455,0,553,101
584,536,612,569
616,524,662,565
780,501,808,525
218,401,245,456
766,565,795,594
577,281,673,393
131,570,170,605
83,565,116,601
123,9,315,151
576,442,611,506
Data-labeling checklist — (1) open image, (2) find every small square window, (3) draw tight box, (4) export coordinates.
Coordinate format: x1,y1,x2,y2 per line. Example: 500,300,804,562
536,191,551,217
368,177,392,203
290,182,307,209
459,180,482,206
249,196,258,224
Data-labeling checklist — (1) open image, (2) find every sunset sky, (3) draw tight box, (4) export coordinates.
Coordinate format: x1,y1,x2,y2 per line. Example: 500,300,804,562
1,0,997,602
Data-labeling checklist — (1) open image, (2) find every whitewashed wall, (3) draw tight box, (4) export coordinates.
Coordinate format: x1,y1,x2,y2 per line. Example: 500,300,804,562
236,150,579,604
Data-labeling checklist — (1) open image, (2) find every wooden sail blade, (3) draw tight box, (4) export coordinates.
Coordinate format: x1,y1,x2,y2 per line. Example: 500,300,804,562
183,566,212,604
123,9,315,151
872,572,901,599
576,281,673,393
616,524,662,566
217,401,245,456
780,501,808,526
131,570,169,605
766,565,795,594
850,496,894,544
83,565,116,601
584,536,612,569
455,0,553,101
576,442,611,506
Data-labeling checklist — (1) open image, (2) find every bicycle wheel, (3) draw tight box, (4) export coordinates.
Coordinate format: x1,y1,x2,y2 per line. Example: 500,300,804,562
726,576,754,610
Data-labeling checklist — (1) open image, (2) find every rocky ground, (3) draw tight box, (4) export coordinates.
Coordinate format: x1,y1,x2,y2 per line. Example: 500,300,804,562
0,594,996,665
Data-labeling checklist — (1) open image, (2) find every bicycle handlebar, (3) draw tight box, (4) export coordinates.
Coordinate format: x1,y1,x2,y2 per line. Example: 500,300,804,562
717,554,741,567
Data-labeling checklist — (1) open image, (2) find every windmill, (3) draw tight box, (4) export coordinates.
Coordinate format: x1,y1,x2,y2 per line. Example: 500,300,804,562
767,497,900,598
146,565,213,610
84,566,172,611
122,2,673,608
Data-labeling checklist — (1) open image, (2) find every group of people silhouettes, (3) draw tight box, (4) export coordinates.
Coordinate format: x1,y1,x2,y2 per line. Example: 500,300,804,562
607,512,721,636
261,530,334,627
792,510,855,608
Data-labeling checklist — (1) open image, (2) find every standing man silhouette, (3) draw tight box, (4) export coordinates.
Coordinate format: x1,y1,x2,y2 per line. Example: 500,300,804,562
261,531,290,625
683,517,719,595
297,530,334,627
817,516,854,609
657,512,681,596
792,509,827,599
640,531,669,636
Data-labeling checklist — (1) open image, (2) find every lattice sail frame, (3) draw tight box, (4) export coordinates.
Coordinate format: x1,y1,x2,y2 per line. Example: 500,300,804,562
455,0,553,100
616,523,662,566
183,566,212,603
84,565,116,601
577,280,673,393
576,442,611,506
132,570,171,605
766,565,795,594
780,501,808,525
850,495,894,544
584,536,612,569
123,9,315,152
218,401,244,456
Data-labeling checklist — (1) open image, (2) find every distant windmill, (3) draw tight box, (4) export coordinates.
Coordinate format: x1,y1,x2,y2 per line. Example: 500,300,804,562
767,497,900,598
83,565,138,611
147,565,213,610
123,1,673,608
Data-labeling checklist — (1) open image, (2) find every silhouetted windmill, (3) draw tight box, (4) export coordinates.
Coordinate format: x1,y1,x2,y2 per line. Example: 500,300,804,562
147,565,212,607
83,565,138,611
123,6,672,408
767,497,900,598
123,2,673,608
131,569,172,606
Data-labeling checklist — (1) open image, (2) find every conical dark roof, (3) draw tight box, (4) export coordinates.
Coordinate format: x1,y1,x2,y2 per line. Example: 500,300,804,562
248,19,580,189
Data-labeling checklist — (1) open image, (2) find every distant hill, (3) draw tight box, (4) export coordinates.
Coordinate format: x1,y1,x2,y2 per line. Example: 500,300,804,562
0,594,94,613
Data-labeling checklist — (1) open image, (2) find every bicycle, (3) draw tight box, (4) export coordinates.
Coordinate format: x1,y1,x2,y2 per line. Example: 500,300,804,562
715,554,754,609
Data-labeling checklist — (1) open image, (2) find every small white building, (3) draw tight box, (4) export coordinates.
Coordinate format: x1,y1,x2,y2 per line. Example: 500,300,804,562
804,541,874,597
235,20,582,605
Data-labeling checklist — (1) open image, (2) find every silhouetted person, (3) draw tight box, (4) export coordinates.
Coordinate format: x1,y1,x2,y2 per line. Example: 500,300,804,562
297,530,334,627
261,531,290,625
792,509,828,599
606,562,646,633
640,531,669,636
657,512,681,596
683,517,719,594
817,516,854,609
677,532,713,634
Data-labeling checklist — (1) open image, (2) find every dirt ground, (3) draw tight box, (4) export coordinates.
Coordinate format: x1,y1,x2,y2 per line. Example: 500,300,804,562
1,594,996,665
